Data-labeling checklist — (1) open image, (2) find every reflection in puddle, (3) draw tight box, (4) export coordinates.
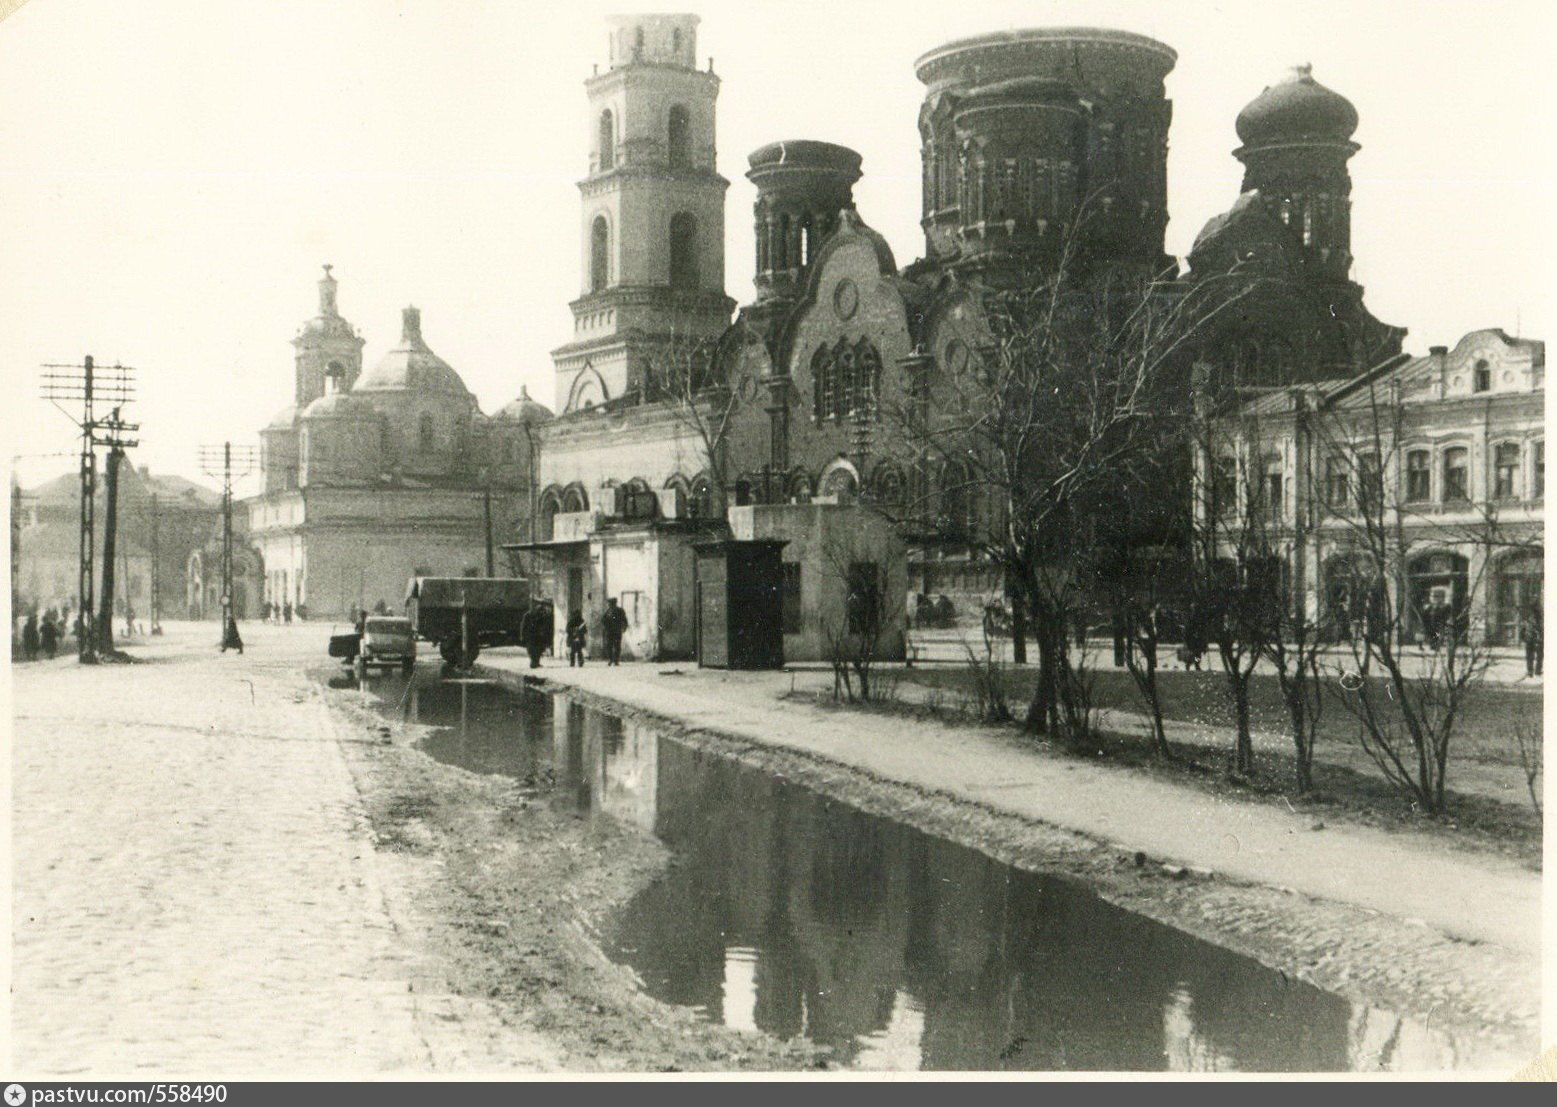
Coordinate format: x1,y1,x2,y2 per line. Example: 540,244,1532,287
354,672,1483,1072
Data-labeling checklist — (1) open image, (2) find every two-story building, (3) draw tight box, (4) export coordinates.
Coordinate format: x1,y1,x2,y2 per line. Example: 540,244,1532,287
1197,328,1543,644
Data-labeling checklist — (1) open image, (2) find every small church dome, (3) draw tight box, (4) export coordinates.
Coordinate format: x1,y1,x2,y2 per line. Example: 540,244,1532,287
1235,65,1358,147
493,384,554,425
354,307,474,396
301,391,373,419
266,403,299,430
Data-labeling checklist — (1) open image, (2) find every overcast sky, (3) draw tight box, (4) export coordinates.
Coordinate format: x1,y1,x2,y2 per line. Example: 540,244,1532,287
3,0,1552,492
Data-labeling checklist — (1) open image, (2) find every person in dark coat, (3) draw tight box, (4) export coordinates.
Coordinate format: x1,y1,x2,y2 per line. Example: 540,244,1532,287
602,598,628,666
565,610,588,667
283,601,292,625
39,615,58,659
22,614,40,661
520,603,551,669
221,615,244,654
1520,601,1544,677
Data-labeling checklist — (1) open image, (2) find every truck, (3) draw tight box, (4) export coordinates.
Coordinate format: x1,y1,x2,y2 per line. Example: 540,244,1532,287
404,576,542,667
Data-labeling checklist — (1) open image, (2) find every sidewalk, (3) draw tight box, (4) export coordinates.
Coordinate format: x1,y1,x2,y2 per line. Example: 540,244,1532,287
480,653,1540,959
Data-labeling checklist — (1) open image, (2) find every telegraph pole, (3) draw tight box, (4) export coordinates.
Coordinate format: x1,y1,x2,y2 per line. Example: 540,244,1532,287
198,442,259,630
150,492,162,634
94,406,140,655
42,356,135,663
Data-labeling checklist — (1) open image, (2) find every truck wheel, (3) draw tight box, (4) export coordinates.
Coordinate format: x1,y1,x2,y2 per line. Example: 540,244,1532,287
439,640,459,664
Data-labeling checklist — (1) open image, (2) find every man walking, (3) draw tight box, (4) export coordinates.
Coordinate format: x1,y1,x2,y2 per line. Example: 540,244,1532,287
602,597,628,666
22,613,40,661
39,614,58,659
565,609,588,667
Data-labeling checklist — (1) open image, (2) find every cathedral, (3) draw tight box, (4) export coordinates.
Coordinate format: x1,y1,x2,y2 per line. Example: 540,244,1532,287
245,13,1459,654
519,15,1408,659
247,267,549,620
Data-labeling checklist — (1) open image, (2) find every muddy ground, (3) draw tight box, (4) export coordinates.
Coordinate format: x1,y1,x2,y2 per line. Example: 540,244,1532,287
320,672,1538,1073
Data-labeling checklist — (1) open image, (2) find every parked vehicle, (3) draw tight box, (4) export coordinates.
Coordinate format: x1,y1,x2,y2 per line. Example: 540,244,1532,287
405,576,536,667
329,616,417,677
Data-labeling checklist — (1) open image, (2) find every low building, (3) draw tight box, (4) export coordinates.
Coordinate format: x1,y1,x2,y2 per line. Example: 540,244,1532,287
1198,328,1544,644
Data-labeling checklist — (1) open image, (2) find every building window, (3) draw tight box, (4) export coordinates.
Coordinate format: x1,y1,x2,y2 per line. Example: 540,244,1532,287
689,474,714,519
1261,455,1283,517
418,414,435,451
598,110,614,170
590,216,610,293
1442,446,1469,502
1406,450,1431,503
1535,441,1545,499
781,562,802,634
669,212,697,289
618,478,657,519
667,105,691,168
1494,442,1520,501
1324,455,1350,509
810,337,883,422
1474,359,1491,393
1357,452,1383,514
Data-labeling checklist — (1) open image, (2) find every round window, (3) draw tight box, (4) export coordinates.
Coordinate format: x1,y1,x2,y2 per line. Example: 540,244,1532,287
833,279,859,321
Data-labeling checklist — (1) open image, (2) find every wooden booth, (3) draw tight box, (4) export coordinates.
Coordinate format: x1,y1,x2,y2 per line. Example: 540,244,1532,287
693,539,786,670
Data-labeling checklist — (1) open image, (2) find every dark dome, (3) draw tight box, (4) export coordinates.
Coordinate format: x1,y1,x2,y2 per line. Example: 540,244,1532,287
301,391,373,419
494,384,554,424
1235,65,1358,146
354,307,473,396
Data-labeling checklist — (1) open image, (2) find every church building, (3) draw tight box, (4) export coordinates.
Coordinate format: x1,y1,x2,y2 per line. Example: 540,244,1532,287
246,267,549,620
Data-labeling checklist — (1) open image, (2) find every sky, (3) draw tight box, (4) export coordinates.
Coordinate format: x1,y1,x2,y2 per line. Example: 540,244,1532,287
2,0,1552,494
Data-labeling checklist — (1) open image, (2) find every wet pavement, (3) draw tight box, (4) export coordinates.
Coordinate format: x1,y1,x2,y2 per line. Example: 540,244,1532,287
354,665,1476,1072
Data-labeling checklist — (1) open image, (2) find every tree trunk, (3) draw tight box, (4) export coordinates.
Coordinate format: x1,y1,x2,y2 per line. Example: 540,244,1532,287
1010,593,1028,665
96,448,121,654
1230,674,1253,776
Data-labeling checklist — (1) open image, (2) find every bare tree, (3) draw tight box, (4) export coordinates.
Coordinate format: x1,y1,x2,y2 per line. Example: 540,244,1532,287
884,212,1262,743
641,328,741,512
816,533,893,703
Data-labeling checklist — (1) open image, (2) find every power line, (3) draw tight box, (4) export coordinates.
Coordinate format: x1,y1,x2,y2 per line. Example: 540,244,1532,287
198,442,259,629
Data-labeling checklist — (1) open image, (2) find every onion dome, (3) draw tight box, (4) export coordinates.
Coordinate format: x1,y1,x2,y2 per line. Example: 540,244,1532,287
354,307,473,395
266,403,299,430
301,391,372,419
1235,64,1358,146
493,384,554,424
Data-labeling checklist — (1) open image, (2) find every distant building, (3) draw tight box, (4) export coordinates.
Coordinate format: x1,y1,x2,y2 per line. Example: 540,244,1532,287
1198,329,1544,644
246,268,547,620
15,465,221,623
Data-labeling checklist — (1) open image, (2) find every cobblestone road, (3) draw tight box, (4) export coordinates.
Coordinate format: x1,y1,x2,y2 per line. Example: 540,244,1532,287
11,625,429,1076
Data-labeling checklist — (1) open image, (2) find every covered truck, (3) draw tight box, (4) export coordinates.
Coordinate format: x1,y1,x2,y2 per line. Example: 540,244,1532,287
404,576,539,667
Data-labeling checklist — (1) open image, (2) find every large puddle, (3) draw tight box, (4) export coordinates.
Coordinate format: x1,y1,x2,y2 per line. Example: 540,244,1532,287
349,667,1481,1072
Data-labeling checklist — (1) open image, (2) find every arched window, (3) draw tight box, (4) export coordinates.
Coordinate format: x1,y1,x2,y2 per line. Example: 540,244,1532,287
667,105,691,168
939,460,973,535
561,484,589,514
598,110,614,171
669,212,697,289
537,489,562,542
820,465,858,505
1405,449,1431,503
872,464,905,506
619,477,657,519
689,474,714,519
811,337,883,423
788,471,813,505
418,414,435,451
590,215,610,293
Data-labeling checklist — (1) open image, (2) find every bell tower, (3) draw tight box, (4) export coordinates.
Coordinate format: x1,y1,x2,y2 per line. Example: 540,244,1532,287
293,264,364,406
550,13,734,413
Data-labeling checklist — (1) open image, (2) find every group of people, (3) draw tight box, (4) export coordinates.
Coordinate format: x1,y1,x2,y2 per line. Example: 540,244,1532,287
1519,601,1543,677
914,593,959,630
259,601,303,624
18,612,62,661
518,597,630,669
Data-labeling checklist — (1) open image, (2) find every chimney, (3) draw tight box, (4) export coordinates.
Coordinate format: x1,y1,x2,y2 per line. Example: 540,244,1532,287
1429,345,1447,357
401,306,423,346
318,263,338,316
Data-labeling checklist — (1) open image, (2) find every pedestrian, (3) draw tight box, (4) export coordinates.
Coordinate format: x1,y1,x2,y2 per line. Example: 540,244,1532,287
1520,601,1543,677
40,615,58,659
914,592,933,629
22,613,39,661
221,615,244,654
565,609,588,667
520,602,551,669
261,600,271,623
934,594,955,629
283,601,292,625
353,607,366,635
602,597,628,666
